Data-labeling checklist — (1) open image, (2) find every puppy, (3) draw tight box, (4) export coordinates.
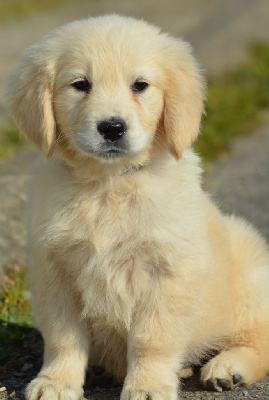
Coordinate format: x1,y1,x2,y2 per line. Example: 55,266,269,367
8,15,269,400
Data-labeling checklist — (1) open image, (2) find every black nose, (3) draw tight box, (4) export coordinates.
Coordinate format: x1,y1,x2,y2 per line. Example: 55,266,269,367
97,118,126,142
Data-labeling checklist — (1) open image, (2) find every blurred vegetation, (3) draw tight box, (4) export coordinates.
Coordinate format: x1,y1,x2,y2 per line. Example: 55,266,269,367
0,42,269,334
196,43,269,159
0,0,87,21
0,264,32,326
0,119,27,160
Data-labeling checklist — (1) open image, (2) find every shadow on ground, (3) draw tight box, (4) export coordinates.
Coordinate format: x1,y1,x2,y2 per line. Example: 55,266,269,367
1,321,269,399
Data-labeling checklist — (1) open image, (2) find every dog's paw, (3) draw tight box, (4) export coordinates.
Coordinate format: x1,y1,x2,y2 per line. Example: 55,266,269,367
120,387,178,400
201,356,243,392
26,376,83,400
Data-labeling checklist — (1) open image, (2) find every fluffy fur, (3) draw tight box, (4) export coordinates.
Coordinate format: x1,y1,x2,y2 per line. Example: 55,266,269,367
8,15,269,400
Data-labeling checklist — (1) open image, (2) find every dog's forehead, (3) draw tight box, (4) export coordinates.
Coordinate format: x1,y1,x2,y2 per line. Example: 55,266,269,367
56,17,164,81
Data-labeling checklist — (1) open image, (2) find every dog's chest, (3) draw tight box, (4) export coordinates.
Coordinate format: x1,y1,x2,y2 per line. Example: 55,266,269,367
82,181,158,328
49,177,160,329
78,245,152,331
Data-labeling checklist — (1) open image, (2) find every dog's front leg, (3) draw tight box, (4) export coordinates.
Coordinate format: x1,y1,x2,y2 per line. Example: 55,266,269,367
25,262,89,400
121,276,192,400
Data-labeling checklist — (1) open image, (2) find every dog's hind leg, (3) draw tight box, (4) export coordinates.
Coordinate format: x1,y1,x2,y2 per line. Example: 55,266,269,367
202,217,269,392
201,337,269,392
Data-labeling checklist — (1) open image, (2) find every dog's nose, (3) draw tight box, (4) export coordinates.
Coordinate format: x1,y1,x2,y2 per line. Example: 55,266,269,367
97,118,126,142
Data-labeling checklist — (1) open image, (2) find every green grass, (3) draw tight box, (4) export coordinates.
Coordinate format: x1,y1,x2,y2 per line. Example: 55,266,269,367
0,42,269,329
0,265,32,326
0,0,88,21
196,43,269,160
0,119,27,160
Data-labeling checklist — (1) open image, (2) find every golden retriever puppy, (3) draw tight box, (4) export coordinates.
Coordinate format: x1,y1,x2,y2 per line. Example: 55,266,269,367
8,14,269,400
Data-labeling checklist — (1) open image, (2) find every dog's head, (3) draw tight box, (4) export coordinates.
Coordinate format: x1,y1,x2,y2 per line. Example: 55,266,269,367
8,15,205,165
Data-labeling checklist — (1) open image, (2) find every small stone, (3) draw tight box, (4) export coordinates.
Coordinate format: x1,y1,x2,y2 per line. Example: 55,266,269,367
0,388,6,393
9,392,16,398
242,389,249,396
22,363,33,372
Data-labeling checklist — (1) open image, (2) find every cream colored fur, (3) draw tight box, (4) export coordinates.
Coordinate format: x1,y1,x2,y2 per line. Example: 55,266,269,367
8,15,269,400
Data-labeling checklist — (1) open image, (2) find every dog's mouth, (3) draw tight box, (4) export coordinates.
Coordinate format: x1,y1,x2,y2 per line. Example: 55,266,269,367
73,134,131,160
99,147,128,160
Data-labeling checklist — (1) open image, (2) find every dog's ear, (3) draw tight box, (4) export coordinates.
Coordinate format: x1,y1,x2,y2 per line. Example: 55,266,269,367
162,38,205,160
7,43,56,159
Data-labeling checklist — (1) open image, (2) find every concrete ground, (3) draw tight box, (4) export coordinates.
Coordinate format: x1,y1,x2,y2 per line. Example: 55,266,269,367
0,0,269,399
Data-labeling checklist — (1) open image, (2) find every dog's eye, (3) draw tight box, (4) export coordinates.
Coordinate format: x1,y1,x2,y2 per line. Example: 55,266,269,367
132,81,149,93
71,79,92,93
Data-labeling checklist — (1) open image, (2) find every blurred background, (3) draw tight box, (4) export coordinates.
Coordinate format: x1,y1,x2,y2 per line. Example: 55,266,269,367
0,1,269,398
0,0,269,121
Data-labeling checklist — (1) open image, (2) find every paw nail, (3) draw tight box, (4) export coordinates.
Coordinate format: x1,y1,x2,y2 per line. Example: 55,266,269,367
217,378,230,390
233,374,242,384
206,380,215,391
